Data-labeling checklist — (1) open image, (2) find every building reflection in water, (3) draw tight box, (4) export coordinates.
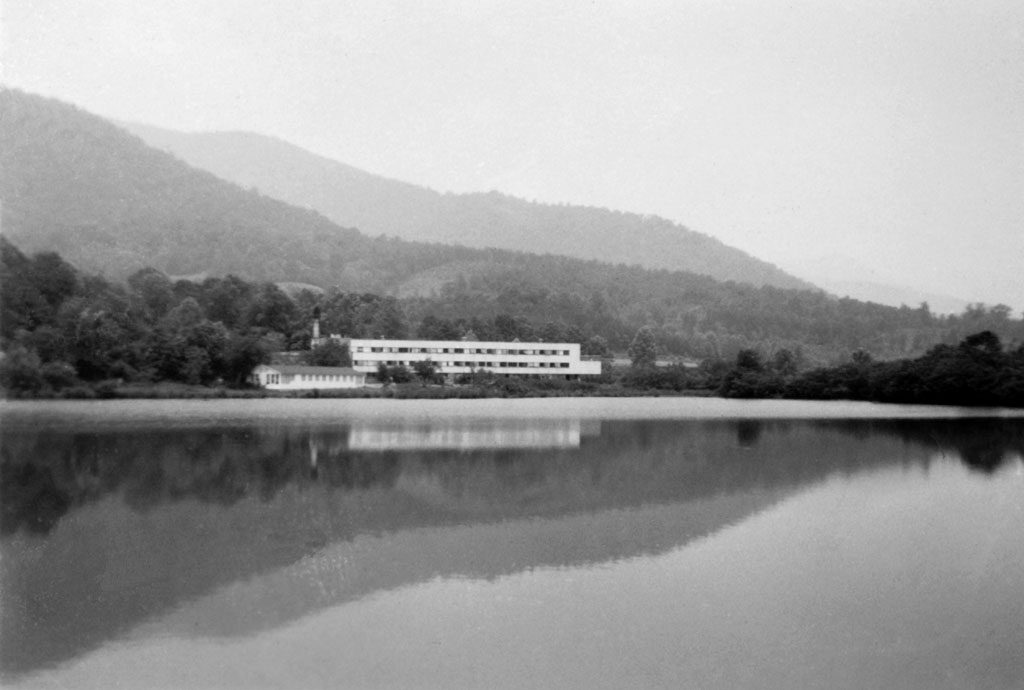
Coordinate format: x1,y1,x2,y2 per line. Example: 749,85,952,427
343,419,598,451
2,414,1023,683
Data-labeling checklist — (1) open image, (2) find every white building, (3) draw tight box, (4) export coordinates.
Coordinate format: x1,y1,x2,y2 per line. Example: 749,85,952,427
348,337,601,379
251,365,366,390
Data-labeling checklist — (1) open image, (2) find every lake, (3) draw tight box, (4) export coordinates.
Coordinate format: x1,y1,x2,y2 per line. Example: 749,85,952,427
2,398,1023,689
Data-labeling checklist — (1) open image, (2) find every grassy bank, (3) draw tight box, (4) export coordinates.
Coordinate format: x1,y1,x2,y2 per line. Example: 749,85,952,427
2,380,718,401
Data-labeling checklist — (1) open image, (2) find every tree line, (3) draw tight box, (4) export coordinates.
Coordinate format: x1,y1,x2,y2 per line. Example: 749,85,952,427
2,237,1022,407
714,331,1024,407
0,239,612,395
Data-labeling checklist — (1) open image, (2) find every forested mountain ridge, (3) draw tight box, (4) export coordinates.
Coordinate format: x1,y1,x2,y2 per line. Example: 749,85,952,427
121,120,814,291
3,89,1022,364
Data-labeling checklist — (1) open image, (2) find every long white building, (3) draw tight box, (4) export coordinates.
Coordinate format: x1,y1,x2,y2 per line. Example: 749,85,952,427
348,337,601,379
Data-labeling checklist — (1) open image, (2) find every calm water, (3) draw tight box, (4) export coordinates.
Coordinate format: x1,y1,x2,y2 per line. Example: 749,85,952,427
2,398,1023,689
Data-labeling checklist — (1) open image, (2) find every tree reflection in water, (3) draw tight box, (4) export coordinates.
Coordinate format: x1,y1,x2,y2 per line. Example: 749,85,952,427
1,414,1021,679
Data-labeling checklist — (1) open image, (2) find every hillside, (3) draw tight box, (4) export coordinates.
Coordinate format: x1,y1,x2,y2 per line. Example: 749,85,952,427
5,89,1019,362
121,121,814,291
0,89,471,291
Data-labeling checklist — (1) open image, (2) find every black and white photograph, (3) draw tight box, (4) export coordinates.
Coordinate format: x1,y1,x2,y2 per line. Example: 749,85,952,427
1,1,1023,688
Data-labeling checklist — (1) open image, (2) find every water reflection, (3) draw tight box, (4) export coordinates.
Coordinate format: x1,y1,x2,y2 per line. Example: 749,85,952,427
346,419,599,450
1,413,1022,683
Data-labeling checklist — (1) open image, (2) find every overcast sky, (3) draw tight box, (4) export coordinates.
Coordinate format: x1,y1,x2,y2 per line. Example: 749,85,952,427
4,1,1023,308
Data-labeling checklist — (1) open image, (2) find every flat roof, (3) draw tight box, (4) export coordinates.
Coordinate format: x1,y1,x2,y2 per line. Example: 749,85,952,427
347,338,579,348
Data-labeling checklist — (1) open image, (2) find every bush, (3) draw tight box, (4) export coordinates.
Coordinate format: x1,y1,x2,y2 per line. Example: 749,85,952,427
620,365,690,391
94,381,119,399
59,385,97,399
0,346,44,395
40,361,79,390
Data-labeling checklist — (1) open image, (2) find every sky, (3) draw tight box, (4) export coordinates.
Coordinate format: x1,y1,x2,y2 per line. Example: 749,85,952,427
4,0,1023,309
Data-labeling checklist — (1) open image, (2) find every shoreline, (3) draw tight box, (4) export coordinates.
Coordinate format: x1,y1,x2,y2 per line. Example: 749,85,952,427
0,381,717,401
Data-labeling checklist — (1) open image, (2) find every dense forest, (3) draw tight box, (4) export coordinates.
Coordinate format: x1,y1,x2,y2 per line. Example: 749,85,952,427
2,237,1022,407
6,89,1024,366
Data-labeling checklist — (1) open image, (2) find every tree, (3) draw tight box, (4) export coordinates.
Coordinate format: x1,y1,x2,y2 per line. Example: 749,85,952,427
30,252,78,311
493,313,518,341
127,268,174,320
771,348,798,376
735,349,764,372
413,358,437,385
162,297,204,332
583,335,610,357
222,332,268,386
628,327,657,368
539,321,563,342
961,330,1001,358
305,340,351,367
368,297,405,339
246,283,297,338
202,275,253,328
390,365,412,384
0,345,44,394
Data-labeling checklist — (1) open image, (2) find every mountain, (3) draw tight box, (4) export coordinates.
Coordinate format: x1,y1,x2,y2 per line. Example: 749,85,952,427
818,280,969,316
120,121,815,292
0,88,469,290
7,89,1016,361
787,254,971,315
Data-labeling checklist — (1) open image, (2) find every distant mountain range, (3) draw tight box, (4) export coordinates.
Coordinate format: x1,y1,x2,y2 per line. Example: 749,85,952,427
789,254,972,315
5,89,1010,360
120,121,814,292
124,121,989,314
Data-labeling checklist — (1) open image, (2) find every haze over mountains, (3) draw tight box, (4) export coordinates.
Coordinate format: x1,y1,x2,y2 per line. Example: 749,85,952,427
121,121,813,292
5,89,1021,361
122,122,988,314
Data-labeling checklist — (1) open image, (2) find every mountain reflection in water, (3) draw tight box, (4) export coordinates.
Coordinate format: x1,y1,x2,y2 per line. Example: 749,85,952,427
1,412,1022,684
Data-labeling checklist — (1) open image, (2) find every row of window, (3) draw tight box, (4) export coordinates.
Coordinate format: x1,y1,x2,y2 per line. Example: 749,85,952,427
262,373,358,385
355,346,571,356
295,374,358,382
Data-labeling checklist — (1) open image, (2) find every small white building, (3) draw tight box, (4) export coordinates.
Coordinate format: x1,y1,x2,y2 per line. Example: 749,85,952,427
251,365,366,390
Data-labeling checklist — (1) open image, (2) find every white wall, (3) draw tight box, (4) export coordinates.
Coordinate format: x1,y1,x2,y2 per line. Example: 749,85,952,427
253,367,365,389
349,338,601,377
